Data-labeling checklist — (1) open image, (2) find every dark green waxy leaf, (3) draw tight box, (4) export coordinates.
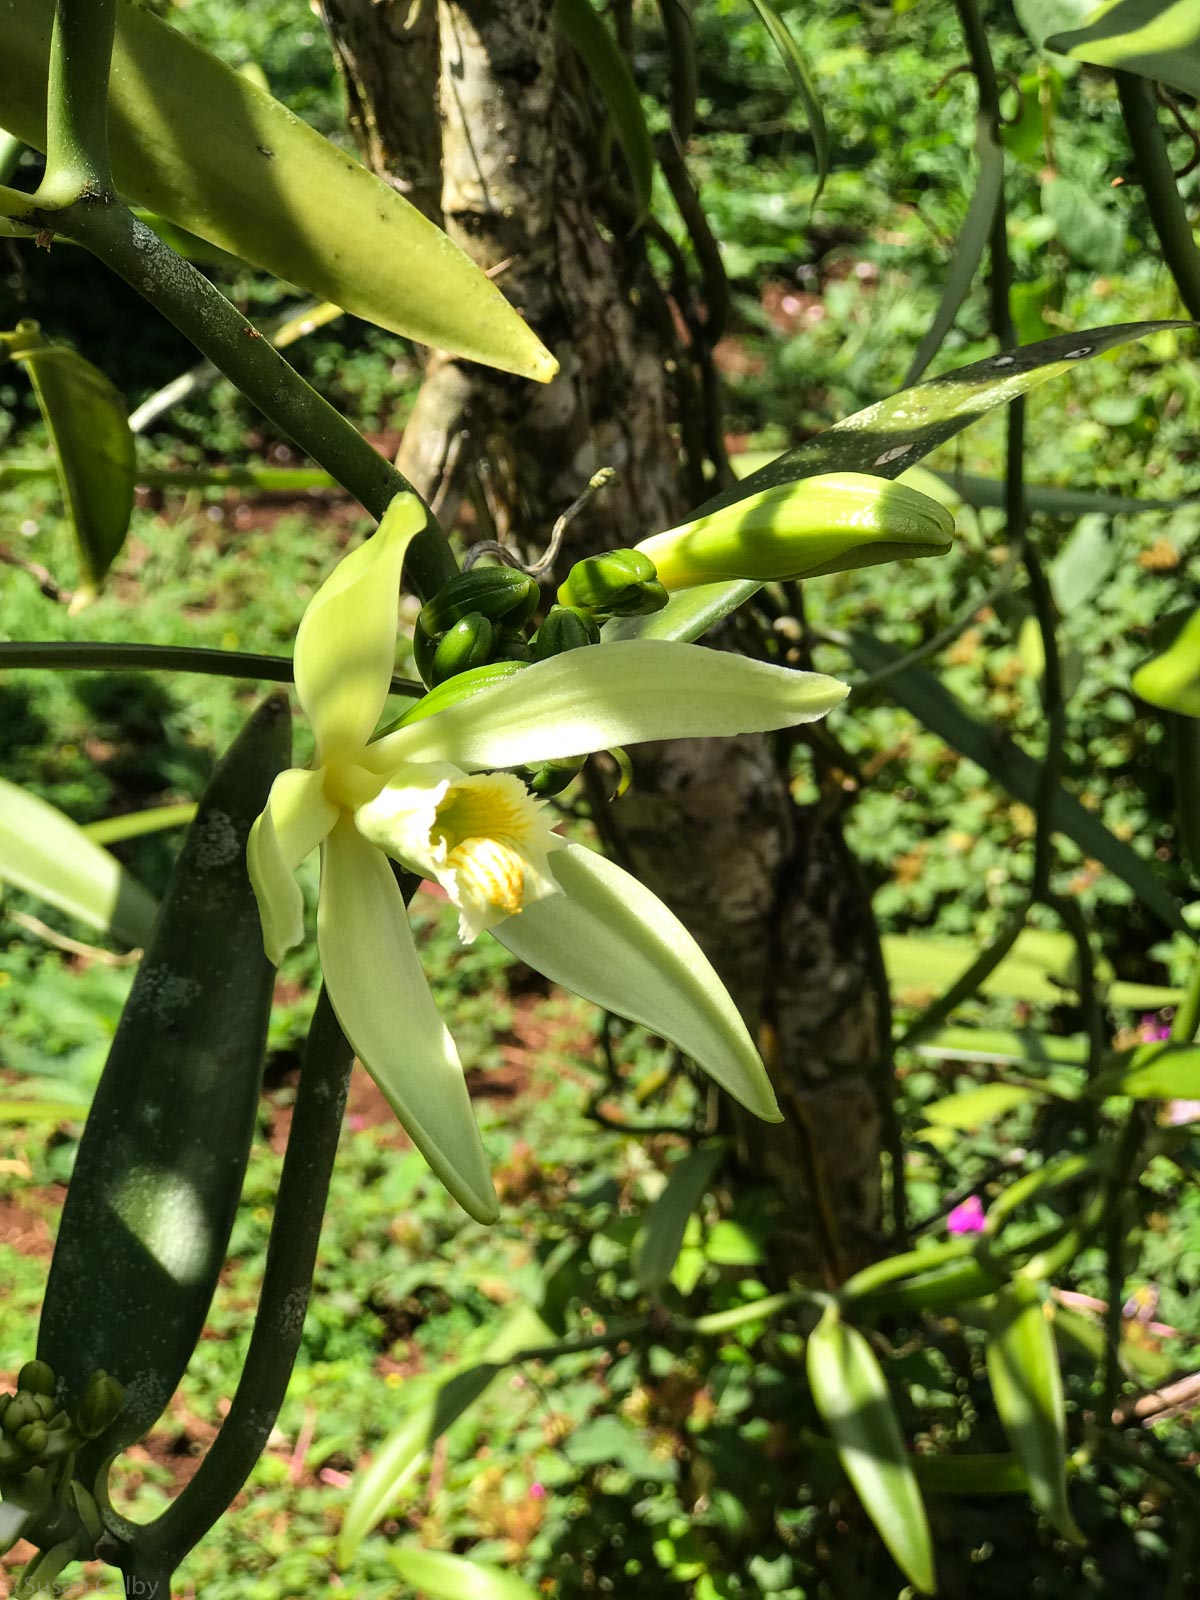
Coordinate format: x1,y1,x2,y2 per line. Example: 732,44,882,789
0,777,156,946
1047,0,1200,97
555,0,654,218
1042,177,1126,272
846,630,1189,934
746,0,829,202
1091,1039,1200,1099
338,1303,550,1563
986,1281,1082,1543
613,321,1186,644
634,1143,725,1292
806,1304,936,1594
1,321,135,606
37,695,291,1458
388,1549,540,1600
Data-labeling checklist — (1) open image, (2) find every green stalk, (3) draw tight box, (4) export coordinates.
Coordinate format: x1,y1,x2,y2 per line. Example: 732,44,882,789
1171,949,1200,1043
133,989,354,1569
0,641,423,697
38,0,117,204
1117,74,1200,322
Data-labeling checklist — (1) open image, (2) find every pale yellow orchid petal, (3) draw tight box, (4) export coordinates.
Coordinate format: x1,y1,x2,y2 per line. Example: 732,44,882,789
318,819,498,1223
493,841,781,1122
294,493,424,761
365,639,847,774
247,766,338,964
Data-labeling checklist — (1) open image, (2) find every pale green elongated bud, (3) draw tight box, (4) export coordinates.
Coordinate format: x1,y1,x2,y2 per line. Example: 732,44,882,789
1132,607,1200,719
429,613,495,687
635,472,955,590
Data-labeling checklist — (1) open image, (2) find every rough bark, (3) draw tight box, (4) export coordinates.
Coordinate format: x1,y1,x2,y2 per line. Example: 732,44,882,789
318,0,886,1280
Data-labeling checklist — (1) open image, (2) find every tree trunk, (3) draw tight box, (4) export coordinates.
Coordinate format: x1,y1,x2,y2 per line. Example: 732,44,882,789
318,0,888,1280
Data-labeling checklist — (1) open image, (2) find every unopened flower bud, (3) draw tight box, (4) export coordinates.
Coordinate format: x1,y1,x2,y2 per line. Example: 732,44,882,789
17,1361,55,1399
74,1371,124,1440
3,1393,40,1436
557,549,669,618
429,613,495,687
531,605,600,660
635,472,955,590
491,627,533,664
1132,607,1200,719
418,567,540,639
527,755,587,797
15,1420,47,1457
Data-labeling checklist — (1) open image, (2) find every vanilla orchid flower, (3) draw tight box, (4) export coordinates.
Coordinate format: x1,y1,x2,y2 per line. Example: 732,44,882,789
248,495,849,1223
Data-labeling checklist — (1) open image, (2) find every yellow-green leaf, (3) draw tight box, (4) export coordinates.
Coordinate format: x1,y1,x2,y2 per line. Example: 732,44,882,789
634,1143,725,1293
2,320,135,605
807,1304,937,1594
0,0,556,382
388,1549,541,1600
1047,0,1200,97
985,1281,1083,1543
923,1082,1045,1130
0,775,156,946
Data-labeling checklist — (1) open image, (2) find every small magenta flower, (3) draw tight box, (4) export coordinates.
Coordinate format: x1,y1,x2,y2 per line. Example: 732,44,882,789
946,1195,987,1235
1138,1014,1172,1043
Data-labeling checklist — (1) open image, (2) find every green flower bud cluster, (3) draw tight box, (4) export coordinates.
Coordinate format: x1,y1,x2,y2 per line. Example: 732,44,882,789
0,1363,123,1485
414,568,540,688
556,549,669,620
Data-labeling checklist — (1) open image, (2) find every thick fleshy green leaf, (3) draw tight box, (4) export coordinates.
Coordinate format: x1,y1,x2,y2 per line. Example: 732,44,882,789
2,321,135,605
37,695,290,1458
1047,0,1200,96
555,0,653,218
746,0,829,202
0,0,557,381
634,1143,727,1293
986,1281,1083,1543
613,321,1186,644
923,1082,1045,1130
851,632,1189,934
807,1304,936,1594
388,1549,541,1600
338,1303,549,1562
247,768,337,964
318,821,497,1223
0,776,156,946
295,495,422,760
1091,1039,1200,1099
369,641,847,775
493,843,781,1121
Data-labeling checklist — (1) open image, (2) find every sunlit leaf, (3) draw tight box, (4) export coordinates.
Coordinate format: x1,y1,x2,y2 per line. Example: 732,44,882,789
1,0,556,380
388,1548,541,1600
745,0,830,202
923,1082,1045,1130
634,1143,726,1292
1047,0,1200,97
338,1304,550,1563
986,1281,1083,1543
556,0,654,218
0,776,156,946
1,320,135,606
807,1304,936,1594
1092,1039,1200,1099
